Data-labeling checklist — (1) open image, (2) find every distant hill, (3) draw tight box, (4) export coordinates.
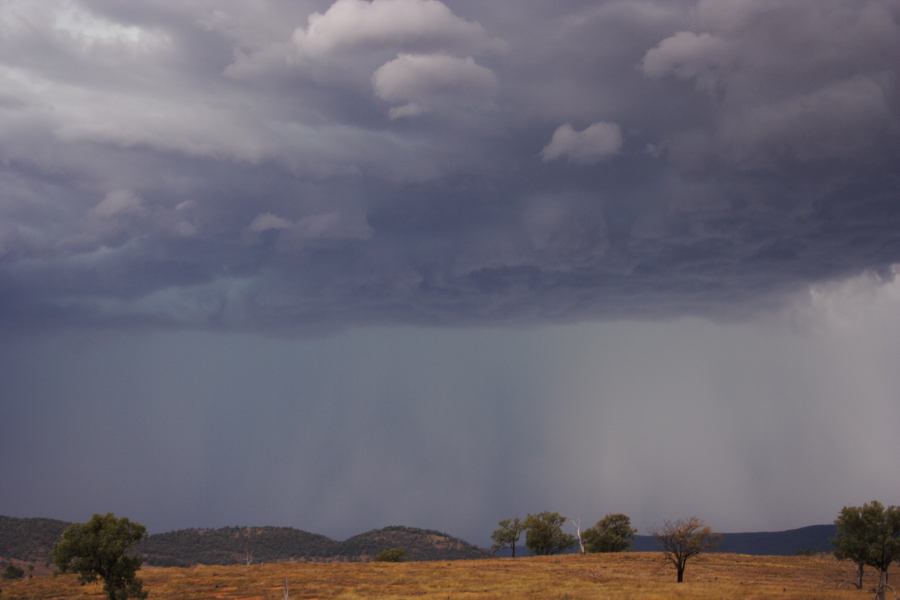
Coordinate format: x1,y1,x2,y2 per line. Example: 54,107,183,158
495,525,838,557
0,517,486,566
631,524,837,555
140,526,341,566
340,526,487,561
1,515,836,568
0,516,68,565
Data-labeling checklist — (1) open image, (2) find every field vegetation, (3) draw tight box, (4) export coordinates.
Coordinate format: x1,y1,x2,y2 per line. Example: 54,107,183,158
0,552,877,600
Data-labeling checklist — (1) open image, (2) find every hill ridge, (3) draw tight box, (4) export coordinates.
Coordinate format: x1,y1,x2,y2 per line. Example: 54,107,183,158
2,515,838,567
0,516,487,567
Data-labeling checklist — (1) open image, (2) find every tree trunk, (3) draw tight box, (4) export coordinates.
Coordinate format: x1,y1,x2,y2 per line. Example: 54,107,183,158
676,563,685,583
511,543,516,559
855,562,864,590
876,569,888,600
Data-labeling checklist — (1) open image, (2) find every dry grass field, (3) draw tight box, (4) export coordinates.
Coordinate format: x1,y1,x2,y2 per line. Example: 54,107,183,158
0,553,877,600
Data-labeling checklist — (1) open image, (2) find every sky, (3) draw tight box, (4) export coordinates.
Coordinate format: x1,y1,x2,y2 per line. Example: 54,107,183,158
1,0,900,546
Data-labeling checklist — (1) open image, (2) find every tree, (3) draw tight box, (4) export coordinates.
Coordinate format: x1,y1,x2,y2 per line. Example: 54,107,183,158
655,517,719,583
52,513,148,600
491,518,524,557
2,564,25,580
523,512,577,556
833,505,869,589
583,513,637,553
375,547,407,562
839,501,900,600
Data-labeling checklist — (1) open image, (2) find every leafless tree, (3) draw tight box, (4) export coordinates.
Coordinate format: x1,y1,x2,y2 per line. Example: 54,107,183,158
655,517,719,583
571,518,586,555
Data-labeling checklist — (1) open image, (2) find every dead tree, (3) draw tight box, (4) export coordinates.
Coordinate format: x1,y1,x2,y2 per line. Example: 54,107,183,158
571,519,586,555
655,517,719,583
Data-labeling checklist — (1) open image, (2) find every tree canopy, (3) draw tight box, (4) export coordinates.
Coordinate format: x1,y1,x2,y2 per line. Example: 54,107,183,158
655,517,719,583
583,513,636,553
52,513,148,600
523,512,576,556
833,501,900,599
490,518,524,557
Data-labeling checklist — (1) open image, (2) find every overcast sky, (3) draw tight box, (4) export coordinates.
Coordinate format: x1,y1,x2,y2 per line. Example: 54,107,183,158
1,0,900,546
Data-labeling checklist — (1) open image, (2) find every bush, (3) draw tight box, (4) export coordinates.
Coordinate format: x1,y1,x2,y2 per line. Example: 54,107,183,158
3,564,25,580
375,547,407,562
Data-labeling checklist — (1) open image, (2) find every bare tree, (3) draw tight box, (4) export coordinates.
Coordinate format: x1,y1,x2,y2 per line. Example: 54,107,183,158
283,577,290,600
655,517,719,583
571,518,586,555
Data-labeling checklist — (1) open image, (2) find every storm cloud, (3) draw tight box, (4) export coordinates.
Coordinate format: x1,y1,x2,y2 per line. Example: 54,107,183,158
1,0,898,332
2,0,900,541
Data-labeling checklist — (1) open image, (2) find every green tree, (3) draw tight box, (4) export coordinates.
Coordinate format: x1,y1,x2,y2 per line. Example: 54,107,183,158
583,513,637,553
375,547,407,562
523,512,577,556
833,505,869,589
490,518,524,557
52,513,148,600
655,517,719,583
849,501,900,600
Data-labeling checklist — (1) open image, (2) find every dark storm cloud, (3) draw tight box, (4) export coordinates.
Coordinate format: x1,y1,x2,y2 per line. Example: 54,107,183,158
2,0,900,332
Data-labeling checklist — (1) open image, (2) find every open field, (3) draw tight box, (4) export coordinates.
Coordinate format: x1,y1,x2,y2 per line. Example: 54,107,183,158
0,553,877,600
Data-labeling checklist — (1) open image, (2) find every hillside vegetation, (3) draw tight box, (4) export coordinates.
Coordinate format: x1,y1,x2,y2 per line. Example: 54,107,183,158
1,553,874,599
0,517,486,567
0,517,68,565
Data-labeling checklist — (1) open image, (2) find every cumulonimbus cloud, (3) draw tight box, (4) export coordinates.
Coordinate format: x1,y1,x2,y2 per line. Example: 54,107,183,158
1,1,900,332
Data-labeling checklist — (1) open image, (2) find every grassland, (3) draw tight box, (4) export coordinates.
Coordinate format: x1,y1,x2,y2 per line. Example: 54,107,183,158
0,552,876,600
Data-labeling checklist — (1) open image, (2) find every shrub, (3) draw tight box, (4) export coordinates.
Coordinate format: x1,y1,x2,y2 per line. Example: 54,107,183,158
3,564,25,580
375,547,407,562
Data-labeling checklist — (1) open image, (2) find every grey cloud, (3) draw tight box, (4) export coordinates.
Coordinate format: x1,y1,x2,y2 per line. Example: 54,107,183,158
5,0,900,548
372,54,498,119
292,0,496,57
1,0,900,333
541,122,623,164
642,0,900,168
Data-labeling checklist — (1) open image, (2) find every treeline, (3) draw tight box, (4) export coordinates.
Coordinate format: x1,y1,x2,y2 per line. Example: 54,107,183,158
492,500,900,591
490,511,716,582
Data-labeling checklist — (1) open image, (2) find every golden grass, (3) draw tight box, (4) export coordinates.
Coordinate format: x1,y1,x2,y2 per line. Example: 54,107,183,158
0,553,876,600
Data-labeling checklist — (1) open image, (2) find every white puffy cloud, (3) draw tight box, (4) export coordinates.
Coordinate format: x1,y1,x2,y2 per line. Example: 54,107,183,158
541,122,623,164
293,0,492,57
372,54,498,118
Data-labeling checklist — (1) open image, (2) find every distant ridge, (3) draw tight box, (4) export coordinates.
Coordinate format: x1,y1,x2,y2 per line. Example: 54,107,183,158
0,516,487,567
0,516,69,565
631,524,837,555
495,524,838,557
1,515,837,568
